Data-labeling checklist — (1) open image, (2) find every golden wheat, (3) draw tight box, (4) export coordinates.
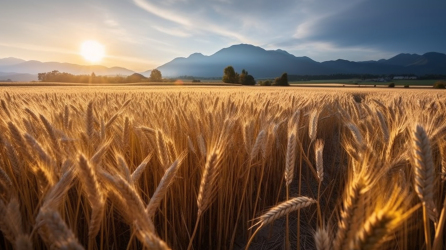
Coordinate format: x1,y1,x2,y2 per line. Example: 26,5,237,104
0,87,444,250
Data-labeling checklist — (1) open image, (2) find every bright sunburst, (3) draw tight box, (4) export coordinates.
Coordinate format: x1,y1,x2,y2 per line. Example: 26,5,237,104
80,40,105,63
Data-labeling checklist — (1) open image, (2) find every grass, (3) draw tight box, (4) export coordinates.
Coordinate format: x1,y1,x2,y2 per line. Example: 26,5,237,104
0,85,445,250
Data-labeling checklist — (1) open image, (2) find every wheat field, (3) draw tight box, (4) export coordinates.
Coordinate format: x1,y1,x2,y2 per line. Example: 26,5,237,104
0,86,445,250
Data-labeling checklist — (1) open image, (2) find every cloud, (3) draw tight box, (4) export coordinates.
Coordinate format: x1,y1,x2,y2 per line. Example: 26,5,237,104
132,0,258,42
152,25,192,38
132,0,191,26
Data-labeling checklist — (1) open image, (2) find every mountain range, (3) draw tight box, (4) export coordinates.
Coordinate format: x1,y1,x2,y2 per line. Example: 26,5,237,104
1,44,445,81
157,44,446,78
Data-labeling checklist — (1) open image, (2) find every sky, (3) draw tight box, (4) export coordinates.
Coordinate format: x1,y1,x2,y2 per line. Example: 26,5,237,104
0,0,444,72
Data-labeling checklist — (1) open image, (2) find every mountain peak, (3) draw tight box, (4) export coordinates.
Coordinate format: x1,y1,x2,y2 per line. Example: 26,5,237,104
0,57,26,66
188,53,205,58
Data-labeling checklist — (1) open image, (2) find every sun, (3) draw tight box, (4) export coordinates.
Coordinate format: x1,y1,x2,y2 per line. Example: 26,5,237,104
80,40,105,63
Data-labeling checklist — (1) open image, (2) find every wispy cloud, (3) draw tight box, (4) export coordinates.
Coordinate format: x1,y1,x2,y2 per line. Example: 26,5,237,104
152,25,192,38
132,0,253,44
133,0,191,26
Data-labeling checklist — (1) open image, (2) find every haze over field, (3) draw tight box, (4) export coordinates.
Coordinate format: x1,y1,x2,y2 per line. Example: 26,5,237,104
0,0,445,73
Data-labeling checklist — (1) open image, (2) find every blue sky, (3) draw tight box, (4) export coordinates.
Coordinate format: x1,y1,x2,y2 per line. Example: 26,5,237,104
0,0,444,71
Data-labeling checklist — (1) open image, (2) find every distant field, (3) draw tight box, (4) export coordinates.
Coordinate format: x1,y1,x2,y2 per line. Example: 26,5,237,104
0,79,441,88
290,79,438,86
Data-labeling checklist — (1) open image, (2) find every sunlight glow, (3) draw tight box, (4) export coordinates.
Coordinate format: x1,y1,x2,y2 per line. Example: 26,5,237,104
80,40,105,63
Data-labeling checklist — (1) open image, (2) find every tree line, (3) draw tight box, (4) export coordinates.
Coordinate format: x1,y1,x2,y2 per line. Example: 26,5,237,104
37,69,163,83
222,66,289,86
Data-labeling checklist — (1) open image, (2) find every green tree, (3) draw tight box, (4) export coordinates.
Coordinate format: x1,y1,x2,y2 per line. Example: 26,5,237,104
273,73,289,86
434,81,446,89
150,69,162,82
38,73,46,81
222,66,237,83
234,72,240,84
239,69,256,85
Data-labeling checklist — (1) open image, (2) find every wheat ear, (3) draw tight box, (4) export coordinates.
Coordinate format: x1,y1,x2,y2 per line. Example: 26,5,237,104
63,104,69,129
37,208,84,250
188,150,222,250
197,133,207,158
309,110,320,142
197,150,221,216
117,155,132,183
147,151,186,218
246,197,316,249
0,198,21,243
315,139,324,182
346,123,365,152
351,210,397,250
250,130,266,159
14,235,33,250
78,155,105,240
39,114,60,152
412,124,438,222
254,196,316,228
131,151,154,184
156,130,169,166
376,111,389,143
314,227,331,250
285,133,297,186
334,179,365,250
86,100,94,139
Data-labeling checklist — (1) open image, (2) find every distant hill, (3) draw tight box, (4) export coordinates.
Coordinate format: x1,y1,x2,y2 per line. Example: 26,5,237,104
156,44,446,78
0,59,136,81
0,57,26,67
